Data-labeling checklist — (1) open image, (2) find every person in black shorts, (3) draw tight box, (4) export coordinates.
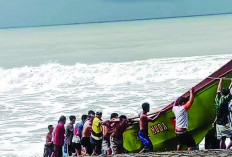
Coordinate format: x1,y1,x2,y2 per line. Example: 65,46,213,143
172,88,196,150
72,114,88,155
44,125,54,157
176,131,196,148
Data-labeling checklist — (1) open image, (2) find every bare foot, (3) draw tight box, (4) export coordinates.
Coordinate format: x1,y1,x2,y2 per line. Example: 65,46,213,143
139,148,145,154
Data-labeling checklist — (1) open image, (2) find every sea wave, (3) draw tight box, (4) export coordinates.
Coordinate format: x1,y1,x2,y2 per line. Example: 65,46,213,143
0,54,231,156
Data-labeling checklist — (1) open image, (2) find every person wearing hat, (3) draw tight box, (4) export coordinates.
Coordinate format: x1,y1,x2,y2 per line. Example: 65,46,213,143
90,110,103,155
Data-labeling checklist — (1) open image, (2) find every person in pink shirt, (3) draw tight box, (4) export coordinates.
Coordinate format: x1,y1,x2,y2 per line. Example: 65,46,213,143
53,116,66,157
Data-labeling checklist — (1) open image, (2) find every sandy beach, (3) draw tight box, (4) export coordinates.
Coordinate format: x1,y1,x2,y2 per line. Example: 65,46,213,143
102,150,232,157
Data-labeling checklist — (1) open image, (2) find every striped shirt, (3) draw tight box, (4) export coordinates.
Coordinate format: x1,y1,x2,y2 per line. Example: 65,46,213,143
172,105,188,129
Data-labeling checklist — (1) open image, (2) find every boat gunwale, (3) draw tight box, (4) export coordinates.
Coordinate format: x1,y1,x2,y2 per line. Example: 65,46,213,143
160,59,232,113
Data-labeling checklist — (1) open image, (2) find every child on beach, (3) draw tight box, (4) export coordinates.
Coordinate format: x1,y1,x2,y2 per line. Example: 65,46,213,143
172,88,196,151
138,102,162,153
44,125,54,157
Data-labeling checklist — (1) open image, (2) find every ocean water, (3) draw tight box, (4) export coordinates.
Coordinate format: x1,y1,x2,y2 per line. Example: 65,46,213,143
0,15,232,156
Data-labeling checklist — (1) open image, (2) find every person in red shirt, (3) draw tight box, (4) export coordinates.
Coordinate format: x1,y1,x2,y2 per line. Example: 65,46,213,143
102,113,118,154
110,115,132,154
53,116,66,157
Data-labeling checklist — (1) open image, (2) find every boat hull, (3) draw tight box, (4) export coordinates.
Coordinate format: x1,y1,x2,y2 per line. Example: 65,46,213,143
123,59,232,152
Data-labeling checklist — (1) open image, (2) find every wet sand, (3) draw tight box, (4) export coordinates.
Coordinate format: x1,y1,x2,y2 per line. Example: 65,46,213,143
101,150,232,157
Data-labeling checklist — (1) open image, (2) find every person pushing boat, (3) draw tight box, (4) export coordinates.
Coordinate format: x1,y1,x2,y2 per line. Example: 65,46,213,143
172,88,196,151
82,110,95,155
215,78,232,149
90,110,103,155
138,102,162,153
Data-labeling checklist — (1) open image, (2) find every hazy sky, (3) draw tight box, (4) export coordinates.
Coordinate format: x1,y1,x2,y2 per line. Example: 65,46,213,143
0,0,232,28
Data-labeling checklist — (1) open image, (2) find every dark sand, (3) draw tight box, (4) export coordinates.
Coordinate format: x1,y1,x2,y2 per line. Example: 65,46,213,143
100,150,232,157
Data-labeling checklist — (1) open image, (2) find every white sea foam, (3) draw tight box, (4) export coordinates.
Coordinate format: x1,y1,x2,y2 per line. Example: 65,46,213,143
1,14,232,156
0,54,231,156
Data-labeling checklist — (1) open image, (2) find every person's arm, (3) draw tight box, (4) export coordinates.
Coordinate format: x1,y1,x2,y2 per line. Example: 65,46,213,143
70,124,74,132
151,112,161,122
101,120,110,126
184,88,194,111
46,134,52,145
224,79,232,101
229,78,232,90
147,111,163,122
217,78,223,93
173,99,177,107
62,125,66,137
65,125,68,136
126,118,136,126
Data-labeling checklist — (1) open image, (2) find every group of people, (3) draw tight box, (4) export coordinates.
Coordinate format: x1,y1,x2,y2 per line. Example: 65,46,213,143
44,88,196,157
44,110,133,157
43,78,232,157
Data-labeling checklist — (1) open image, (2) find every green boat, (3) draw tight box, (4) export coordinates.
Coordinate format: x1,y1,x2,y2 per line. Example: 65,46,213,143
123,59,232,152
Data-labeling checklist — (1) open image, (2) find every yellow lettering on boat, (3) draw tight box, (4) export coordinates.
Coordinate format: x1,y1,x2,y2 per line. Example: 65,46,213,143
150,122,168,135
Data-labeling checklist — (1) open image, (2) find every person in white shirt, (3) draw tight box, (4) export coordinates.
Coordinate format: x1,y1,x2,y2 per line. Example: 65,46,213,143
172,88,196,151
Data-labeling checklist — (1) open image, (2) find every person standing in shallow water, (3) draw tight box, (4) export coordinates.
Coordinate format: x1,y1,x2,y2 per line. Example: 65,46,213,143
53,116,66,157
172,88,196,151
138,103,162,153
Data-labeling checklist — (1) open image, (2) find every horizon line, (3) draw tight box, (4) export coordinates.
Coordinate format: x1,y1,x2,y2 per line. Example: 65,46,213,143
1,12,232,30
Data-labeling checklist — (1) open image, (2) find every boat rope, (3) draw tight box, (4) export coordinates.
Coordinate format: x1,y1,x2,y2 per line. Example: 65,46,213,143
129,109,164,120
207,77,232,80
